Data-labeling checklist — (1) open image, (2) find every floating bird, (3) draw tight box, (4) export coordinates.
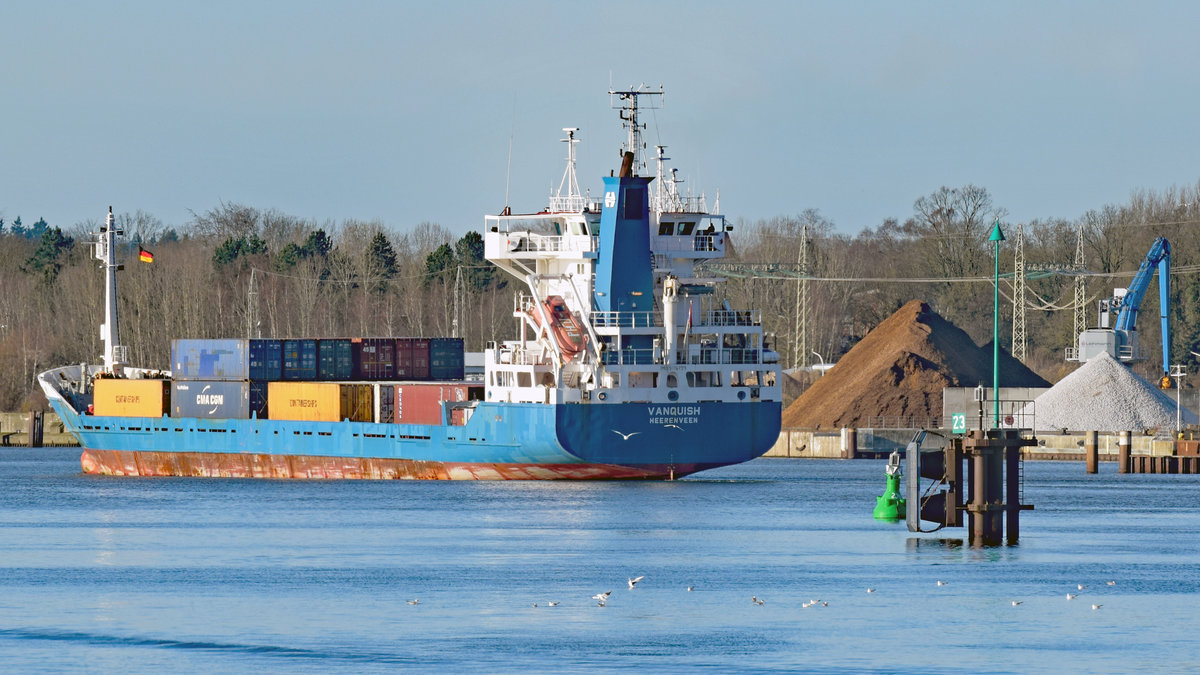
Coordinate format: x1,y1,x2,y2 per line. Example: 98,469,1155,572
821,601,828,607
407,599,420,605
592,591,612,602
1066,593,1077,600
611,430,641,441
936,580,947,586
1078,584,1087,591
802,601,814,608
866,588,876,594
752,596,764,606
532,603,538,608
597,598,607,607
1106,581,1116,586
1012,601,1023,606
547,601,559,606
687,586,694,592
1092,604,1103,610
628,576,644,590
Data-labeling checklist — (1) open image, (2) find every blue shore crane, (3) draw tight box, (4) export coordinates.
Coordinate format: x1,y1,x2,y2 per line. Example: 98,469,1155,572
1068,237,1172,387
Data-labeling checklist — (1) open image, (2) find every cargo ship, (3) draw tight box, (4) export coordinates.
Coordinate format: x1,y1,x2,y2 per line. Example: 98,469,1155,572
38,87,782,479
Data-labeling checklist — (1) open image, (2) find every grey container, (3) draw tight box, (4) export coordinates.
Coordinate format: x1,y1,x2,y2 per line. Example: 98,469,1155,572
172,339,250,381
171,380,251,419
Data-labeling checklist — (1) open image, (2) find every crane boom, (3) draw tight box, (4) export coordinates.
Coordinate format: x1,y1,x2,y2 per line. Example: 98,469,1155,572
1113,237,1170,375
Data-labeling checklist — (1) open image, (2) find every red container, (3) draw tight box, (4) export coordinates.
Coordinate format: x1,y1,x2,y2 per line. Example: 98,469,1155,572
395,383,481,425
394,338,431,380
352,338,396,380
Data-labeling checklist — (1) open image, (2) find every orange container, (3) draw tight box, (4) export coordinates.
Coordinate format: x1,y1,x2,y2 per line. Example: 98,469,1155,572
267,382,374,422
268,382,341,421
93,378,169,418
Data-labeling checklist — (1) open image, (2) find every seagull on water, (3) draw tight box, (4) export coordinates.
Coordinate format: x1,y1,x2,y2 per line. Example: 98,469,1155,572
593,591,612,602
821,601,828,607
547,601,559,606
802,601,814,608
1106,581,1116,586
628,576,644,590
866,588,876,594
936,580,947,586
407,599,420,605
687,586,694,592
1066,593,1077,600
1078,584,1087,591
1012,601,1023,606
612,430,641,441
752,596,765,606
1092,604,1103,610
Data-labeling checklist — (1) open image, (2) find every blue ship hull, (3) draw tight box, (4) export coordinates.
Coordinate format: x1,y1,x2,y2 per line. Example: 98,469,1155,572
50,397,781,480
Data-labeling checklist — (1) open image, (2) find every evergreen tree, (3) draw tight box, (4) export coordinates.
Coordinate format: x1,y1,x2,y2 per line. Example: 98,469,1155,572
21,227,75,284
424,243,454,286
366,232,398,294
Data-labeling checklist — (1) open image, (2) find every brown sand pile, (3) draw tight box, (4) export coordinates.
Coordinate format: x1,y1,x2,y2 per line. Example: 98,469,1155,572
782,300,1048,429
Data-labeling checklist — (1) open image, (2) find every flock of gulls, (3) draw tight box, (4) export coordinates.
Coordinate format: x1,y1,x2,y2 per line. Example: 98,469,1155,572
403,577,1120,611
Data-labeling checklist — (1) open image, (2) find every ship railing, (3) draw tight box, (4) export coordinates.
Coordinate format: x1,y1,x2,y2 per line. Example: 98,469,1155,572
502,232,597,254
707,310,761,326
591,311,661,328
652,234,722,253
547,194,588,212
598,347,765,366
493,348,552,367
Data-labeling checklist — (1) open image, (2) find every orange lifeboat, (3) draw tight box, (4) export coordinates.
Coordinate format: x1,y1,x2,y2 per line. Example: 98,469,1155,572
530,296,587,363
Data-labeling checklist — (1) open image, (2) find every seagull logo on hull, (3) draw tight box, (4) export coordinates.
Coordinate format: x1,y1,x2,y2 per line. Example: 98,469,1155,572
647,405,700,426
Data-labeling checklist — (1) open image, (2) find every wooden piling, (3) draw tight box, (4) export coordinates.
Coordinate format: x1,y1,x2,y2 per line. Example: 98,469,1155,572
1118,431,1131,474
1085,430,1098,474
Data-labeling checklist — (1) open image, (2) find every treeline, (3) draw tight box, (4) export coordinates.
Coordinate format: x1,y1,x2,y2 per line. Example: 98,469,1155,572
5,180,1200,410
0,203,509,410
725,182,1200,390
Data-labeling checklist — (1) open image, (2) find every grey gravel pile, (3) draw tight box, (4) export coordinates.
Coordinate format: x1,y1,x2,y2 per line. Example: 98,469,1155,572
1023,351,1197,432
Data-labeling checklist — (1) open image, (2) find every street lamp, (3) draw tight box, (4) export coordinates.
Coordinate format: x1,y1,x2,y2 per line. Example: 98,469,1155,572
812,351,826,376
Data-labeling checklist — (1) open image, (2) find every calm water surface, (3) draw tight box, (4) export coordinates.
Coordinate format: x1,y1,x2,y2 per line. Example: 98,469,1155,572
2,448,1198,673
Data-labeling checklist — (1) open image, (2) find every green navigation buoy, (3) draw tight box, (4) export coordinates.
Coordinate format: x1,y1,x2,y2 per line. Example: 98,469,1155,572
874,451,906,521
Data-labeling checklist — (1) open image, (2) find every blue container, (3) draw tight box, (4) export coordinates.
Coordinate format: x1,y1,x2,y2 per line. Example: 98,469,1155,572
248,340,283,381
172,339,250,381
171,380,250,419
282,339,318,380
250,381,269,418
429,337,465,381
318,339,354,380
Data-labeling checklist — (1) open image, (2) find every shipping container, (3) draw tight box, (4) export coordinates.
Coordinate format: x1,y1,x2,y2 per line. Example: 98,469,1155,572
430,337,465,380
172,338,249,380
396,337,431,380
93,378,169,418
282,339,319,380
395,383,481,425
318,339,354,380
353,338,396,380
250,381,269,419
340,383,374,422
172,380,251,419
375,384,396,423
267,382,373,422
248,339,283,381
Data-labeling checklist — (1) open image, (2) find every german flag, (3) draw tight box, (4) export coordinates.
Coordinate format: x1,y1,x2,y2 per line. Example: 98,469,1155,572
138,247,154,264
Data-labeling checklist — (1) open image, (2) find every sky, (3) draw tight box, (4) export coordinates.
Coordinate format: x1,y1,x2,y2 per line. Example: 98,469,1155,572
4,1,1200,238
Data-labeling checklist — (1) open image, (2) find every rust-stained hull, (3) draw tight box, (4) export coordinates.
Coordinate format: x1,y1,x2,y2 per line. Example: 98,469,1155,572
80,449,700,480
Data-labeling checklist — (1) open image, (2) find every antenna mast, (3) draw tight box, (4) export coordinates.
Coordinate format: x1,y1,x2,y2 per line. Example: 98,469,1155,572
95,206,127,375
609,84,664,177
550,127,584,212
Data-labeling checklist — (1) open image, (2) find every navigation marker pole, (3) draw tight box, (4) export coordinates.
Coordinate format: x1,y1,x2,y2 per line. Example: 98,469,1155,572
989,220,1005,428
